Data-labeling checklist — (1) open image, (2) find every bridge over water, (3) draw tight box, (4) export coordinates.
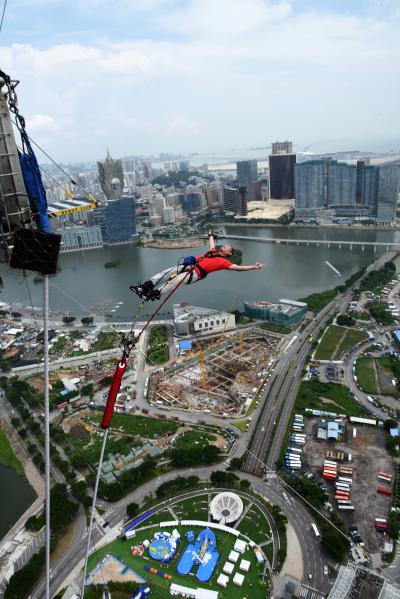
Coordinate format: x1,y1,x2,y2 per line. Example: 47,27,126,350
221,234,400,252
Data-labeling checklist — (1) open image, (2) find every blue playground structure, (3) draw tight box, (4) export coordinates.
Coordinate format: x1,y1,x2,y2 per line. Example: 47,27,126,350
130,587,151,599
177,528,220,582
149,531,180,563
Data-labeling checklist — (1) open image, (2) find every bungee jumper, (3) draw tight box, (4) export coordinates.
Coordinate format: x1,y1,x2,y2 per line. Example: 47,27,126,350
130,230,265,301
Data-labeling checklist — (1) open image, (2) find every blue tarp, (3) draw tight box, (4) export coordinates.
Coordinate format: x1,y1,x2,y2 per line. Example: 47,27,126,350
390,427,399,437
179,340,193,351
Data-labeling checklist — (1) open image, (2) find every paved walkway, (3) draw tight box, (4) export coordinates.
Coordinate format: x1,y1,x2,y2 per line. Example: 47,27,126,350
280,521,304,581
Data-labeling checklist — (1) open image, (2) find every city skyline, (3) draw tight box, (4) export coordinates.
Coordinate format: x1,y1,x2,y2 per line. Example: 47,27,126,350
1,1,399,162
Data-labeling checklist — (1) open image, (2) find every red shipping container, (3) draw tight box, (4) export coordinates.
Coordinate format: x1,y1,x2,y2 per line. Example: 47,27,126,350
377,487,392,496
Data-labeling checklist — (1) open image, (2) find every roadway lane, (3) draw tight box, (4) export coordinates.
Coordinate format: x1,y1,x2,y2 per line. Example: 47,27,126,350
245,250,397,476
28,466,330,597
343,342,397,420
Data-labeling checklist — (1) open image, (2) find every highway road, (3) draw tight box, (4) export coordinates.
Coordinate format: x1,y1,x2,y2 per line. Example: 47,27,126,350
244,250,396,477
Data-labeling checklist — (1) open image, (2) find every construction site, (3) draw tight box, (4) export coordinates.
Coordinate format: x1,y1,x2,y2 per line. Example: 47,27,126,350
148,328,283,416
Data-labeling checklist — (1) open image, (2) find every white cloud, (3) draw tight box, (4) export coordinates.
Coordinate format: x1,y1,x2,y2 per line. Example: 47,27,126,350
166,116,201,134
163,0,292,38
28,114,59,133
1,1,399,160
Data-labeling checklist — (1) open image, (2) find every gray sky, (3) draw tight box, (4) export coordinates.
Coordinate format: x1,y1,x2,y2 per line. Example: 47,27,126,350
2,0,400,162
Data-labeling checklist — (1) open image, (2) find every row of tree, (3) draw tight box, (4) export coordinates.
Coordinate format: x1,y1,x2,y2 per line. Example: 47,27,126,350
5,484,78,599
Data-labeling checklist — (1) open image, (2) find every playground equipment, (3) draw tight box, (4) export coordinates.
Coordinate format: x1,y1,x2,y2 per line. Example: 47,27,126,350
149,530,180,563
131,545,145,557
177,528,220,583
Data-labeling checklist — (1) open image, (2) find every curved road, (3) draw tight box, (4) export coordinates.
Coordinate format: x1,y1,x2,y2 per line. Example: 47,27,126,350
29,467,330,598
343,340,399,420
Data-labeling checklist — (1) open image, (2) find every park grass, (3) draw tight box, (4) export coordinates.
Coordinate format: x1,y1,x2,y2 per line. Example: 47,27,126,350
0,424,24,475
87,413,179,438
315,325,368,360
173,430,217,451
336,328,369,355
236,503,272,545
234,419,249,432
147,325,170,365
87,524,267,599
261,323,291,335
296,381,367,417
377,357,400,395
355,357,379,394
314,325,345,360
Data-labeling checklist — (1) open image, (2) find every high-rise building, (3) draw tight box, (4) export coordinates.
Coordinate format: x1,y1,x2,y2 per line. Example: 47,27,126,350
327,162,357,209
97,151,124,201
236,160,260,201
294,159,327,212
223,187,247,215
181,192,203,214
205,185,220,209
269,154,296,199
163,205,175,224
294,159,399,224
356,161,379,212
272,140,293,155
99,196,137,243
377,164,400,224
57,225,103,251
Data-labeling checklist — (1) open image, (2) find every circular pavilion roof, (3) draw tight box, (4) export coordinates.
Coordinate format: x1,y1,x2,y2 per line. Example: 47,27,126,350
209,492,244,525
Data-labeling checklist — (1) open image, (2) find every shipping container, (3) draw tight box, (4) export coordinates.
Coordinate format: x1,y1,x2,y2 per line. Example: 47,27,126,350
377,487,392,496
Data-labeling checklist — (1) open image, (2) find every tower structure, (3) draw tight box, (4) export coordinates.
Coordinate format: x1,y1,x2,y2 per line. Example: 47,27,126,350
97,151,124,200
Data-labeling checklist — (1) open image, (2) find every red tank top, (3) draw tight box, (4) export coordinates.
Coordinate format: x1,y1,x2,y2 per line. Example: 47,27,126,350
195,248,232,275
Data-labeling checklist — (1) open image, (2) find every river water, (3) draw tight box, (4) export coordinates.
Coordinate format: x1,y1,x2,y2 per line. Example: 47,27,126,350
0,224,399,535
0,464,36,541
0,225,399,320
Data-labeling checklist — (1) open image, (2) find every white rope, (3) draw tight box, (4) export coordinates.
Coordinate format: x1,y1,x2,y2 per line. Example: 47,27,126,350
43,275,51,599
80,429,109,598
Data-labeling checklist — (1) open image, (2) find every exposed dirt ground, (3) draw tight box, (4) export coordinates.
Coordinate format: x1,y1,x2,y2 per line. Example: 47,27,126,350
87,554,145,584
302,418,393,552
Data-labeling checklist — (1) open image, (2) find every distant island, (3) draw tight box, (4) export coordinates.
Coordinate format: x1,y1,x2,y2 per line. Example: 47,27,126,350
143,239,204,250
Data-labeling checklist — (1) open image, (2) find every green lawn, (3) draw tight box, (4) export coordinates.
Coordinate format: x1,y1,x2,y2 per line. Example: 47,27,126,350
234,419,249,432
87,524,268,599
337,328,369,355
173,430,217,451
315,325,368,360
236,503,272,545
147,325,170,365
261,323,291,334
314,325,345,360
296,381,367,417
355,357,380,394
0,425,24,475
376,357,399,395
91,331,119,352
86,413,179,438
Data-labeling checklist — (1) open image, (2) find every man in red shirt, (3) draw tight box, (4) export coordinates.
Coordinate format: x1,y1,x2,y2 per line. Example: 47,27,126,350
131,232,264,301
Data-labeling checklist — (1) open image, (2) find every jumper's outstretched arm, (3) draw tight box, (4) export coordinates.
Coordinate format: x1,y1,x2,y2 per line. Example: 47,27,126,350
228,262,264,271
208,230,216,252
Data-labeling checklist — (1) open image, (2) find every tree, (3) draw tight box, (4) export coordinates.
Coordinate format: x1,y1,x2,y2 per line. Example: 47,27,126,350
62,315,76,325
229,457,244,471
81,383,94,397
337,314,355,327
81,316,94,325
170,445,221,467
11,311,21,318
210,470,239,486
239,479,251,490
320,529,349,561
126,502,139,519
